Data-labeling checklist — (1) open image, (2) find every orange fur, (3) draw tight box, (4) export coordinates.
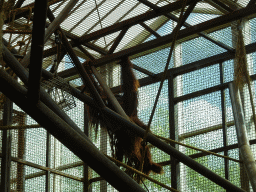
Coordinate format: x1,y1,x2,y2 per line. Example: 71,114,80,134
83,57,163,182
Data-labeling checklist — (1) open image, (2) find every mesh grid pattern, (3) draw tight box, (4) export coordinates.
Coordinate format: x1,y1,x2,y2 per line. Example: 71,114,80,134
178,64,220,96
182,36,226,66
186,13,219,26
228,149,242,188
183,155,225,192
10,161,18,191
223,60,234,83
184,129,224,156
208,27,233,48
182,91,222,134
250,18,256,44
26,128,46,166
132,47,173,74
2,1,256,191
25,167,46,192
137,81,171,190
58,175,83,192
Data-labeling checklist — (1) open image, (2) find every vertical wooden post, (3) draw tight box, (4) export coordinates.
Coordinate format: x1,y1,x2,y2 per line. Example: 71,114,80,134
28,0,48,104
1,97,13,192
170,42,183,190
45,131,51,192
17,112,26,192
219,62,229,184
84,104,91,192
169,74,179,189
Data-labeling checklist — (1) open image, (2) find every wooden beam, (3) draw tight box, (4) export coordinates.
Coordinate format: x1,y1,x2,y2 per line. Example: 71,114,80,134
92,4,256,68
76,0,195,45
28,0,48,104
108,27,129,54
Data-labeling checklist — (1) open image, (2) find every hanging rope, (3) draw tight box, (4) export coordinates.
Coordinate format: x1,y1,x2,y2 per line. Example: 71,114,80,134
234,21,256,134
154,134,242,163
105,154,180,192
139,0,189,175
50,31,63,74
94,0,107,46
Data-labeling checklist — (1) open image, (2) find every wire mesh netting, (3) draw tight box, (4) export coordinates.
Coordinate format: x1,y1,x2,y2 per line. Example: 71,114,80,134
2,0,256,191
41,76,76,112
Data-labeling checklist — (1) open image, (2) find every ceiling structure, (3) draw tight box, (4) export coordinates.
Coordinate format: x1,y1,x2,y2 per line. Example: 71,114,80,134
2,0,256,89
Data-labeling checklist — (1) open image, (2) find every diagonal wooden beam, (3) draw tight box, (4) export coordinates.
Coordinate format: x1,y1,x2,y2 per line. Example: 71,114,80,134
92,3,256,67
0,68,146,192
139,22,161,38
14,0,25,9
21,0,79,68
47,8,106,108
204,0,229,13
138,0,234,52
247,0,256,7
57,3,256,80
108,27,129,54
210,0,234,12
77,45,96,61
220,0,242,10
75,0,195,45
43,0,195,57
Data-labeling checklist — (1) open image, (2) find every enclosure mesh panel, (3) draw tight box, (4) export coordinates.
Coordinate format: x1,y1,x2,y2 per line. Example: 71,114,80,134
182,36,227,66
208,27,233,48
138,81,171,190
223,60,234,83
134,69,148,79
25,166,46,192
186,13,220,26
228,149,242,188
2,1,256,191
0,98,85,191
132,47,173,74
58,174,83,192
182,154,225,192
49,97,84,191
251,18,256,44
176,64,220,96
181,92,222,135
26,128,47,166
143,165,172,192
10,161,18,191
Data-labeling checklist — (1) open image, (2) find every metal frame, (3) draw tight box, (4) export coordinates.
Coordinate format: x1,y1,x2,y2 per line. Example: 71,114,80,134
0,68,146,192
0,63,246,192
55,3,256,80
2,0,256,191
